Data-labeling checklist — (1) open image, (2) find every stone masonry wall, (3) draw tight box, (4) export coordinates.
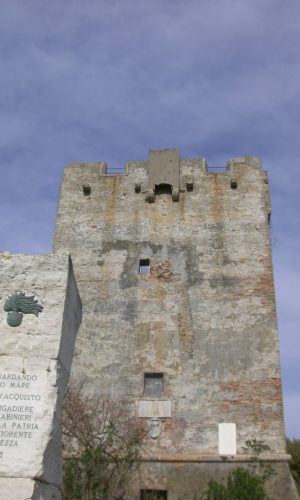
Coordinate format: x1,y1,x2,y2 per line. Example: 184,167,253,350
53,151,293,498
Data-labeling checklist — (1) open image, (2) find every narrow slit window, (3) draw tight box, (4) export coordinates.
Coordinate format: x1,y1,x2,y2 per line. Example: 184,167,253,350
141,490,168,500
230,179,237,189
139,258,150,274
144,373,163,398
186,181,193,192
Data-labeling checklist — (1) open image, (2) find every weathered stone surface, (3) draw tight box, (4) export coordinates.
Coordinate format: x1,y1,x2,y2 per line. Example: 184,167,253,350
147,149,180,201
138,400,172,418
136,461,299,500
0,253,81,498
53,150,297,498
0,478,60,500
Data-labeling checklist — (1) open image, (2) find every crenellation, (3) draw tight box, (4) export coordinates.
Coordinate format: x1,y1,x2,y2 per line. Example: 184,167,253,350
226,156,262,170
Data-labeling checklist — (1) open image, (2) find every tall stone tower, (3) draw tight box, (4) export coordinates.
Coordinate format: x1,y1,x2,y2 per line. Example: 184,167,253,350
53,150,297,499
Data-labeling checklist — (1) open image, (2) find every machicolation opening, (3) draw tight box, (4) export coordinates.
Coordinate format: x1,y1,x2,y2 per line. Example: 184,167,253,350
154,183,172,196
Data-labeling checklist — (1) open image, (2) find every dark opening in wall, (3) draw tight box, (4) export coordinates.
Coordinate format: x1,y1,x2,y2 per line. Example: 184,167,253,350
82,184,91,196
144,373,163,398
230,179,237,189
135,183,141,193
186,181,193,192
268,211,271,225
139,258,150,274
140,490,168,500
155,183,172,195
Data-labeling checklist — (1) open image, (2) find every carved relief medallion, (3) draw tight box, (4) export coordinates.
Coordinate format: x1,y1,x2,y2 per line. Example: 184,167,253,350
148,417,162,439
4,291,44,327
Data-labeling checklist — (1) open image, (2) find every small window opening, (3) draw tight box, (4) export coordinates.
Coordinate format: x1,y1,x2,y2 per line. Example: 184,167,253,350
155,183,172,196
82,184,91,196
230,179,237,189
135,183,141,193
141,490,168,500
186,181,193,192
139,258,150,274
144,373,163,398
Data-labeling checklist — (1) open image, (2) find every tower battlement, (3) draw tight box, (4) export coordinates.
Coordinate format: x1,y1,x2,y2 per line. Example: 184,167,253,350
63,150,263,177
57,149,269,215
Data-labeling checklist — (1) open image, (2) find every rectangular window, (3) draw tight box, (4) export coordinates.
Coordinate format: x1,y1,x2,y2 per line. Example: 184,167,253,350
218,423,236,455
144,373,163,398
140,490,168,500
139,258,150,274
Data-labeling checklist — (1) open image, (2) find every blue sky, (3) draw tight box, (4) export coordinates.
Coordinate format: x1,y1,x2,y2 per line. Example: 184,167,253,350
0,0,299,437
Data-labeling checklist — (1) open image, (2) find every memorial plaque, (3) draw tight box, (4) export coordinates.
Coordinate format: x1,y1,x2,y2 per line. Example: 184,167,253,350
0,359,57,477
0,253,82,499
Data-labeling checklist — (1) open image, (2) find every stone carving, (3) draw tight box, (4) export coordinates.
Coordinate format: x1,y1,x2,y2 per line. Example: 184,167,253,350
148,417,162,439
4,291,43,327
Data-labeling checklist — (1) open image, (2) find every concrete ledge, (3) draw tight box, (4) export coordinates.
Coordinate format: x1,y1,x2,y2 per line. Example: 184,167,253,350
140,453,291,462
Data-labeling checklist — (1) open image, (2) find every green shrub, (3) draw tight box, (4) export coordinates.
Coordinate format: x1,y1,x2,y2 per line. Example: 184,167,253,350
287,438,300,493
205,467,267,500
62,382,145,500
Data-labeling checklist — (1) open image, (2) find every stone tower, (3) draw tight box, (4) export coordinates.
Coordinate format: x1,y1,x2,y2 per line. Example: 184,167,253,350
53,150,297,499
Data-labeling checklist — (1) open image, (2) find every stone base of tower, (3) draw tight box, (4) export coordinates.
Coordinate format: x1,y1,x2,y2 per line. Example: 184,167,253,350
135,459,299,500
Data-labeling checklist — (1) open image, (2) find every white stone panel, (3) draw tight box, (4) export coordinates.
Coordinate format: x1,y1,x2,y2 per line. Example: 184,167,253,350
0,253,82,497
218,423,236,455
0,477,60,500
0,478,35,500
138,400,172,418
0,358,58,477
